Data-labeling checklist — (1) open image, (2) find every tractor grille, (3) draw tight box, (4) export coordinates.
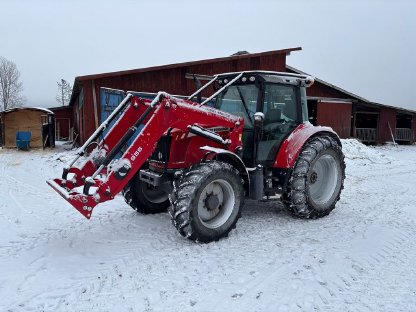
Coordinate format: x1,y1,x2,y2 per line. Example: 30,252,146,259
150,135,172,163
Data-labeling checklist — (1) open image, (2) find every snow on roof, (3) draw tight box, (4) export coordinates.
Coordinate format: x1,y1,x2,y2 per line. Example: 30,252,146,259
31,107,54,114
1,107,54,114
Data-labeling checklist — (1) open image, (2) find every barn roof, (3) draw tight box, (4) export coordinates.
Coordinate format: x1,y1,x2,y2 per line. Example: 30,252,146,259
369,102,416,114
48,105,72,111
286,65,370,103
69,47,302,106
78,48,301,81
287,65,416,114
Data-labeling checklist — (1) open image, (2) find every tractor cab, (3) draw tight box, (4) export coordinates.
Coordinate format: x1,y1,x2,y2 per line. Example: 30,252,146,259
213,71,312,167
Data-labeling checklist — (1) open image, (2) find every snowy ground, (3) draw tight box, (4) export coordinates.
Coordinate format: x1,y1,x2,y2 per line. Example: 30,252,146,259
0,140,415,312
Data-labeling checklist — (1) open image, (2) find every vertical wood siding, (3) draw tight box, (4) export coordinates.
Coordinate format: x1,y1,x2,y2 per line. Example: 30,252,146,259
317,102,352,139
377,107,396,144
76,54,287,143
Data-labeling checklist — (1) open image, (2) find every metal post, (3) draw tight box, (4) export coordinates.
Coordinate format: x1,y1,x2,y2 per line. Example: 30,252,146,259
187,75,218,101
201,73,244,105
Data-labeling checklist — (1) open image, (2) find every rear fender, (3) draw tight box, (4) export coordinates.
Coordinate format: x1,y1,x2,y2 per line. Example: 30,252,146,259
274,123,340,169
200,146,250,196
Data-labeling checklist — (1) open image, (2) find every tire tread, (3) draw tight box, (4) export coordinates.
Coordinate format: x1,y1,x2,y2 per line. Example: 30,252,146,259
282,135,345,219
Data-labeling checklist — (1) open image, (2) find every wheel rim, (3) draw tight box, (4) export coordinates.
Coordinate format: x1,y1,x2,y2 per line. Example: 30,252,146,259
141,183,169,204
197,179,235,229
308,153,341,209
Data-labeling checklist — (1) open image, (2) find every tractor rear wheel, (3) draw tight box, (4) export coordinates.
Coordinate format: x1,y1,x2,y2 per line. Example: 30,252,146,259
282,136,345,219
122,172,170,214
169,161,243,243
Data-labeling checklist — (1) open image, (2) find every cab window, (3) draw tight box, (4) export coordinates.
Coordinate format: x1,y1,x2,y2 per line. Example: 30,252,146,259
216,85,259,128
263,84,298,125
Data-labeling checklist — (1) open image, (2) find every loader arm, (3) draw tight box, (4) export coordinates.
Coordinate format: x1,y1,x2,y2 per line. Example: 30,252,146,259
47,92,243,219
56,94,150,191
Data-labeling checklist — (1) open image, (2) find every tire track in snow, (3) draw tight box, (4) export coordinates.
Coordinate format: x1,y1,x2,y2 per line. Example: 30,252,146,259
2,142,416,311
0,149,83,259
314,222,416,311
8,189,23,212
312,154,416,311
197,151,416,312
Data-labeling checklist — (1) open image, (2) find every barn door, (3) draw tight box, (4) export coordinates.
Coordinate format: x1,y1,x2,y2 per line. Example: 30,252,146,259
41,114,55,148
99,89,174,152
100,88,126,137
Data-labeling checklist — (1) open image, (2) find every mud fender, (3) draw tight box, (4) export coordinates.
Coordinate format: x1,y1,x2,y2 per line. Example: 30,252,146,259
200,146,250,195
274,123,340,169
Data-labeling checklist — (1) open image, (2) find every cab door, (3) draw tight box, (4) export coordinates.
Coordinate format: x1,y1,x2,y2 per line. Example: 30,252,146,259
256,84,300,166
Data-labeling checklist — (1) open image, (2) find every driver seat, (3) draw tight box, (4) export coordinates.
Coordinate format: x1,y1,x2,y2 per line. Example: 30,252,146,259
264,108,282,124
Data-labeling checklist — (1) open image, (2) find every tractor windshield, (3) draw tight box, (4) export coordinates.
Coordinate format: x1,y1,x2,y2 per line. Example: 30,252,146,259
215,84,259,129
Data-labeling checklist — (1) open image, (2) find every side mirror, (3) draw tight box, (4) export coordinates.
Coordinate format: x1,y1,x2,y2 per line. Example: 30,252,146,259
254,112,264,127
192,75,202,103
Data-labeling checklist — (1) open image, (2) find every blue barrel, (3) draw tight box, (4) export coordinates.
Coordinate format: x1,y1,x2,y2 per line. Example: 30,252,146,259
16,131,32,150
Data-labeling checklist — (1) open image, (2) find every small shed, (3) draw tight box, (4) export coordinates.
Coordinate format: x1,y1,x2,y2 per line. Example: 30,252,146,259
0,107,55,148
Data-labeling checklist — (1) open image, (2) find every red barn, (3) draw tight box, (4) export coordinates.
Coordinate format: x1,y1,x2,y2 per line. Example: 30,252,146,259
51,48,415,145
67,48,299,144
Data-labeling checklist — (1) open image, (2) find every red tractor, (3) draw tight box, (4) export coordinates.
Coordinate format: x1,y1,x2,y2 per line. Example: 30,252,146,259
48,71,345,243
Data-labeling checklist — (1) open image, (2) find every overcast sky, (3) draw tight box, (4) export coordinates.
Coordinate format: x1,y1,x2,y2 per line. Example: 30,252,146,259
1,0,415,110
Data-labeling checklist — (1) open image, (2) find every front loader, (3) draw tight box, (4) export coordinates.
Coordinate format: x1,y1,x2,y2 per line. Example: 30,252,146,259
48,71,345,242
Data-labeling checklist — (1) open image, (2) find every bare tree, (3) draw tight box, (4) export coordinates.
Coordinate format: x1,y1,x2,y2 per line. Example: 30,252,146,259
56,79,72,106
0,56,25,111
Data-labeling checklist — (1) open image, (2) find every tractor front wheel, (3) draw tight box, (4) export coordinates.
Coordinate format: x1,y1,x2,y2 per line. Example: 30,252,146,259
282,136,345,219
169,161,243,243
122,173,170,214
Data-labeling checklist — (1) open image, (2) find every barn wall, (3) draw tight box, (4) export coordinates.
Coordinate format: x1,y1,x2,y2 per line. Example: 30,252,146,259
56,118,71,140
286,67,352,100
81,82,96,144
4,110,46,147
377,107,396,144
306,82,350,99
72,94,81,143
70,83,96,144
94,55,286,97
316,101,352,139
76,53,288,144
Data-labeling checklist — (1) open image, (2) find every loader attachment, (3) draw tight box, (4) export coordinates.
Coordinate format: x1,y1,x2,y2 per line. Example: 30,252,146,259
47,91,243,219
46,92,165,218
46,179,98,219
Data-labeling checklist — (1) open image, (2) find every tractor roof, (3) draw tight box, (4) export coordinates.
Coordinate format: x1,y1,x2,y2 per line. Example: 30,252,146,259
216,71,315,87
